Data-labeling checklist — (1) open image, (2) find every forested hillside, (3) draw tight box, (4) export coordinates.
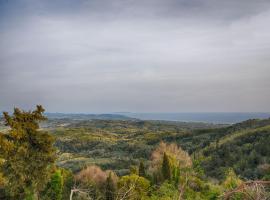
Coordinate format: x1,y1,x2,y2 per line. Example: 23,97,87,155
201,121,270,180
52,118,270,181
52,120,226,173
1,107,270,199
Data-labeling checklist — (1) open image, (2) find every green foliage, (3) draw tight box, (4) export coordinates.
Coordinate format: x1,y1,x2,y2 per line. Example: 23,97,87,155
0,170,8,200
147,166,221,200
42,170,63,200
105,173,116,200
171,167,180,185
0,105,56,199
130,165,139,175
118,174,150,199
60,168,74,200
147,181,179,200
201,123,270,180
1,108,270,199
201,119,270,180
181,176,221,200
53,119,221,174
192,159,204,177
162,153,172,181
222,169,242,190
25,188,35,200
139,161,146,177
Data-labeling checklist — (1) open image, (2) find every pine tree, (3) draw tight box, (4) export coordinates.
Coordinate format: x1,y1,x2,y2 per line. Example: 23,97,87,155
162,153,172,181
0,105,56,199
139,161,146,177
105,173,116,200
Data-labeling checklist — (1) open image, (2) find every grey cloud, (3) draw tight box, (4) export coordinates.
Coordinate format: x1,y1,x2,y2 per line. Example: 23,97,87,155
0,0,270,112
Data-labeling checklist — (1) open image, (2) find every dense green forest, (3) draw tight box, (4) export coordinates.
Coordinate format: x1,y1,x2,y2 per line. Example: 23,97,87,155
0,106,270,199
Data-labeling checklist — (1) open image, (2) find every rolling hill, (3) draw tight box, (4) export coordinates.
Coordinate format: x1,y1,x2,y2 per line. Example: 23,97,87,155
49,117,270,180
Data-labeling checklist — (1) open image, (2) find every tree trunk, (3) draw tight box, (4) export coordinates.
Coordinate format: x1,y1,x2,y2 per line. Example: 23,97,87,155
70,189,74,200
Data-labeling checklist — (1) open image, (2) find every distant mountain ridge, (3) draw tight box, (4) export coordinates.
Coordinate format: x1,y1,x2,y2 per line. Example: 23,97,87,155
45,113,133,120
3,112,270,124
122,112,270,124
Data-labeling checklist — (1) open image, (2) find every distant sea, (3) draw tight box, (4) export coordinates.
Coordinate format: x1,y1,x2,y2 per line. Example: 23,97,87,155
121,113,270,124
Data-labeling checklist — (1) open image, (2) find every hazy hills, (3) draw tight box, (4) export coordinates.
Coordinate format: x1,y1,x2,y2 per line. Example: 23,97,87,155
1,112,269,179
45,113,133,120
46,117,270,181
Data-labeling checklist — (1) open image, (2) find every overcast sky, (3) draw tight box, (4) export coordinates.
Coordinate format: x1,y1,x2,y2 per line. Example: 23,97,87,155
0,0,270,113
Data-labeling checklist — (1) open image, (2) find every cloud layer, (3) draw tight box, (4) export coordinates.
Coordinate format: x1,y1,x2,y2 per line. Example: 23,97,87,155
1,0,270,112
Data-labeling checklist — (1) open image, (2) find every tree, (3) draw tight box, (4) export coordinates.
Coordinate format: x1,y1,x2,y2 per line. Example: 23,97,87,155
61,168,74,200
149,181,179,200
129,166,138,175
117,174,150,200
0,171,7,199
75,165,107,199
105,172,116,200
223,181,270,200
75,165,118,200
75,165,107,187
0,105,56,199
42,170,63,200
138,161,146,178
222,169,242,191
149,142,192,174
162,153,172,181
149,142,192,185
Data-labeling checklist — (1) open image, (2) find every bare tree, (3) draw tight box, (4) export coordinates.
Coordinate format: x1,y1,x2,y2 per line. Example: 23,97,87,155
223,181,270,200
69,187,93,200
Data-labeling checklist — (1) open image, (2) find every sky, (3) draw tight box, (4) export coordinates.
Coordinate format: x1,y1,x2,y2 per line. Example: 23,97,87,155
0,0,270,113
